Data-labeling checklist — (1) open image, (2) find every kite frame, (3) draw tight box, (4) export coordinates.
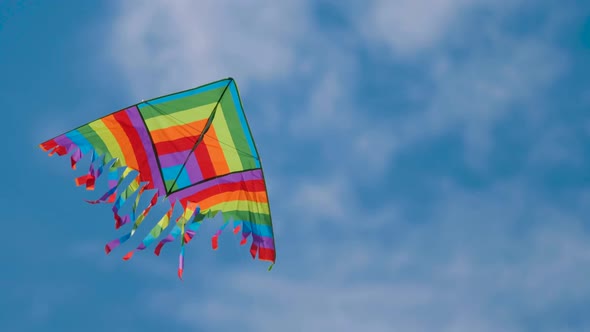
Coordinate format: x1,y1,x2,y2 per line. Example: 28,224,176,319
41,77,277,266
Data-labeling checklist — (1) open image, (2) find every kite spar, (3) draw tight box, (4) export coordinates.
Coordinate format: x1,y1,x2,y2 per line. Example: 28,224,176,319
39,78,276,278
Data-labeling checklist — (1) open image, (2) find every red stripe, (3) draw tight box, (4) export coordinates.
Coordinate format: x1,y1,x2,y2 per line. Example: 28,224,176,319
54,145,68,156
258,248,276,262
155,136,198,155
40,139,58,151
194,142,216,179
250,243,258,258
179,179,266,205
113,111,155,186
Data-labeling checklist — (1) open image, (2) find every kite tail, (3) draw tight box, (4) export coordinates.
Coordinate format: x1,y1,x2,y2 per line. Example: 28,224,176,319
211,219,230,250
178,246,185,280
122,201,175,261
153,222,197,256
111,172,144,229
122,202,200,279
104,190,159,254
70,148,82,170
177,203,201,279
40,138,70,156
85,164,124,205
176,220,205,279
239,219,275,269
73,151,104,190
178,217,186,279
154,205,203,256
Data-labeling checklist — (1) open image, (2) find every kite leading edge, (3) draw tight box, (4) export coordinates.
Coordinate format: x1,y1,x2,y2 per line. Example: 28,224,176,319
39,78,276,278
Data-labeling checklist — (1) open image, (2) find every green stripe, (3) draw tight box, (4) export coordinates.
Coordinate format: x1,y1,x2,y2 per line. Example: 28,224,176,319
138,87,226,120
211,104,243,171
218,93,257,169
75,121,140,199
143,102,216,131
228,210,272,227
76,123,112,160
191,210,271,227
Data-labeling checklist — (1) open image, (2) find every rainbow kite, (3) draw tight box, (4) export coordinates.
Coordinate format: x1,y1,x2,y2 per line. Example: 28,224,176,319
39,78,276,278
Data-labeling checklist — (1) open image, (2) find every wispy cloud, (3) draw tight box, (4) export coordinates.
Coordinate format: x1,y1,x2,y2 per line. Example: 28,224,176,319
141,180,590,332
360,0,475,55
355,3,569,169
104,1,590,331
109,0,312,97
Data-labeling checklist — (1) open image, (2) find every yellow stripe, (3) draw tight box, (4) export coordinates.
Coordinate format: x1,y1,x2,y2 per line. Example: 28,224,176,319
144,103,216,130
120,168,139,199
152,213,171,236
211,104,242,171
183,202,198,218
88,120,126,163
202,200,269,215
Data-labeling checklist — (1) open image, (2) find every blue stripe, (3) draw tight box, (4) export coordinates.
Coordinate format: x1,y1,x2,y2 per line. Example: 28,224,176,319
162,165,191,190
241,221,273,237
175,168,191,189
229,81,260,168
187,220,203,232
65,130,93,154
138,79,231,107
162,165,182,181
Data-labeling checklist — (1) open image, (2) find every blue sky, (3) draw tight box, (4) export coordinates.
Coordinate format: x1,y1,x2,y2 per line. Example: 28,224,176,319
2,0,590,331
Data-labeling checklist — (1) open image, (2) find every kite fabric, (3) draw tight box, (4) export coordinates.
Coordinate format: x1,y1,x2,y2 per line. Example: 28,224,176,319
39,78,276,278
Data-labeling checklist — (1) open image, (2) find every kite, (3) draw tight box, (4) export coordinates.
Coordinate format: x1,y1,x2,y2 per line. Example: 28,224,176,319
39,78,276,278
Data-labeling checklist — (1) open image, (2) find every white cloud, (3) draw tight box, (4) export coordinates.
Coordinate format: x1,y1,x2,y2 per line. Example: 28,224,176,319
346,0,570,170
358,0,526,56
104,3,589,331
290,177,349,221
353,126,397,173
362,0,472,55
375,33,568,170
526,124,585,167
108,0,572,176
109,0,312,98
290,70,355,135
12,282,85,323
109,0,401,176
432,41,565,168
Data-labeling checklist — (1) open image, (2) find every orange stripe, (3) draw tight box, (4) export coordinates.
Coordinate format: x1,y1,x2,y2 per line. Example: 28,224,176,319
150,119,207,144
102,115,139,169
199,190,268,210
203,126,230,175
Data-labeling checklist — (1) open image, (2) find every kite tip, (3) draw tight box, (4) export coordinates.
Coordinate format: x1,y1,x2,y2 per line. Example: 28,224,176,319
178,268,184,280
104,244,112,255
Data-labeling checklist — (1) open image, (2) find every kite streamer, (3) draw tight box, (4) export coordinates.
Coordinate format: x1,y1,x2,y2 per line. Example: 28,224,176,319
39,78,276,278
